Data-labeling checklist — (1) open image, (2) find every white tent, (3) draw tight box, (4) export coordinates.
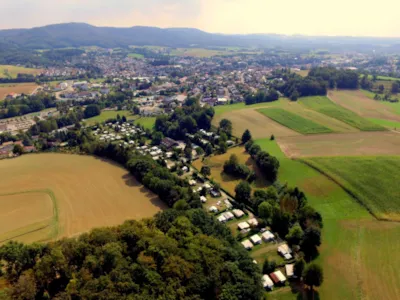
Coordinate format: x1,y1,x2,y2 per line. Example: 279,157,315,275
238,222,250,230
241,239,254,250
223,211,234,221
200,196,207,203
261,231,275,242
285,264,294,277
262,275,274,290
232,209,245,218
209,206,218,213
217,215,227,223
250,234,262,245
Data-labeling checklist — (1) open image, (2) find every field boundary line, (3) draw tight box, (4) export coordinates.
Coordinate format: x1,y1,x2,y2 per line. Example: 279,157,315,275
0,189,60,242
296,159,400,223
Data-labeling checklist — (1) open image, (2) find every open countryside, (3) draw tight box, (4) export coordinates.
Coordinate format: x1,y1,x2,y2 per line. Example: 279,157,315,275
255,139,400,300
0,153,166,244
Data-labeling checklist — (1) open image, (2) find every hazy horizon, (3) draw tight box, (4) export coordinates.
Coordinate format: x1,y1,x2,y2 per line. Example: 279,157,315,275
1,0,400,38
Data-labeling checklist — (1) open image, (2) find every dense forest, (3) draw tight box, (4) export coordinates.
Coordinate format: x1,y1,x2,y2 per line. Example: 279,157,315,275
0,93,56,119
0,209,263,299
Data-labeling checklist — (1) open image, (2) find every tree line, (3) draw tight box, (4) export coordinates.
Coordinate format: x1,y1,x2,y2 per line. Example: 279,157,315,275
0,209,263,299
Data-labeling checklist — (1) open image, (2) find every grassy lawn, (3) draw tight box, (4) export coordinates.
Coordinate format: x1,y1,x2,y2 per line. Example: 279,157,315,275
192,147,271,195
257,108,333,134
84,110,135,125
301,156,400,221
128,53,145,59
254,139,400,300
0,65,43,78
300,96,385,131
135,117,156,130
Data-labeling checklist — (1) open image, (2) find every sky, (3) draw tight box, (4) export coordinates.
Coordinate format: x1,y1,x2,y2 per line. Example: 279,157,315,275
0,0,399,37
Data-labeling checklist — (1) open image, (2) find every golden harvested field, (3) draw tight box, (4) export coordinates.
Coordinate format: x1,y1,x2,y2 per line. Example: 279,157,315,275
0,83,38,100
0,192,54,244
328,90,400,122
278,131,400,158
0,65,43,78
0,154,166,243
192,147,270,195
213,107,301,139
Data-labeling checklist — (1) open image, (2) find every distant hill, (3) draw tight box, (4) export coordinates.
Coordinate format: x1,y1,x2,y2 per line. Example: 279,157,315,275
1,22,400,51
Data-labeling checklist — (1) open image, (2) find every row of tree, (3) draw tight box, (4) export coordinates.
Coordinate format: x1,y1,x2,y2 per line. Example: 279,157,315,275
0,209,263,299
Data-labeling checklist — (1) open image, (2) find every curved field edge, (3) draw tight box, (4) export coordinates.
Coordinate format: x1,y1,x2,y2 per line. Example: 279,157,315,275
257,108,333,134
299,157,400,222
0,189,59,243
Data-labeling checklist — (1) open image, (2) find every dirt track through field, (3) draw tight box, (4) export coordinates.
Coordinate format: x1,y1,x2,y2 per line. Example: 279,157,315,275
328,90,400,122
0,154,166,242
278,131,400,157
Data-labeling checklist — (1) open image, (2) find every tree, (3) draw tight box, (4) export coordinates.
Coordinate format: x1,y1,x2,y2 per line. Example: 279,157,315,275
286,224,304,246
13,144,24,155
241,129,252,144
392,82,400,94
235,181,252,204
205,144,213,156
270,134,275,141
219,119,233,137
294,258,306,278
378,84,385,94
303,263,324,298
248,144,261,157
290,89,300,101
83,105,101,119
262,259,276,274
122,115,127,123
218,141,228,154
258,202,273,220
200,166,211,177
152,131,164,145
10,270,37,300
301,227,321,260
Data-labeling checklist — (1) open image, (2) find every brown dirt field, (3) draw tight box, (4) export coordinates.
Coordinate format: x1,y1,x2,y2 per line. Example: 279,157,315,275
192,147,270,195
328,90,400,122
0,192,53,243
213,108,300,139
0,83,38,100
278,131,400,158
0,154,167,242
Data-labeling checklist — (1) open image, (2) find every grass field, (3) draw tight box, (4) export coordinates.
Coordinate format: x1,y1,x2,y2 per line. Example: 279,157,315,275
192,147,270,195
135,117,156,130
170,48,230,57
257,108,333,134
300,96,386,131
0,83,38,100
255,139,400,300
301,156,400,221
328,90,400,122
84,110,135,125
291,69,309,77
128,53,145,59
277,131,400,157
0,65,43,78
0,154,166,243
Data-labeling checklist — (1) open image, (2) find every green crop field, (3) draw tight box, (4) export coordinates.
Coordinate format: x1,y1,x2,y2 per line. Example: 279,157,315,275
368,118,400,129
128,53,144,59
257,108,333,134
255,139,400,300
300,96,385,131
135,117,156,130
84,110,135,125
301,156,400,221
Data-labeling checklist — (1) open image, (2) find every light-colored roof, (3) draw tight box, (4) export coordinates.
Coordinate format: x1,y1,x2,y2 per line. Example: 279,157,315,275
262,275,274,288
241,239,253,249
223,211,234,220
209,206,218,212
232,209,245,218
217,215,227,223
200,196,207,203
248,218,259,226
278,244,292,255
285,264,294,277
261,231,275,241
250,234,262,244
238,222,250,230
273,271,286,282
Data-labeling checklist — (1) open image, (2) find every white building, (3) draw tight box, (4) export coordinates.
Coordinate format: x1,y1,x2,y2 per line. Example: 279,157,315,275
238,222,250,230
232,209,245,218
250,234,262,245
262,275,274,290
241,239,254,250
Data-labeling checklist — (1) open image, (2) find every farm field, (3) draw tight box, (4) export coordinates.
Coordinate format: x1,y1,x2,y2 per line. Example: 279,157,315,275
170,48,230,57
291,69,309,77
128,53,144,59
277,131,400,157
300,96,385,131
0,154,166,244
214,98,359,139
0,83,38,100
84,110,135,125
192,147,270,195
135,117,156,130
0,65,43,78
0,192,54,244
328,90,400,122
257,108,333,134
301,156,400,221
255,139,400,300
